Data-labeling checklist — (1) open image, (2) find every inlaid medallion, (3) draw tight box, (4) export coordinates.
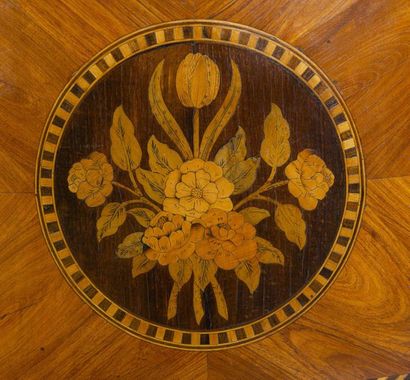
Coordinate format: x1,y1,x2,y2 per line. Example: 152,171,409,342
36,20,365,350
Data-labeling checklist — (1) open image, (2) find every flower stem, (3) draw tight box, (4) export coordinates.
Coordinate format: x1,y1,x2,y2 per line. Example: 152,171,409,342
233,179,288,210
112,181,140,197
128,171,142,196
193,108,200,158
113,181,161,212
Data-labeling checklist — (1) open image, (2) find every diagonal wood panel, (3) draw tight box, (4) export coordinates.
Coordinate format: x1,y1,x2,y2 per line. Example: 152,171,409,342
208,177,410,379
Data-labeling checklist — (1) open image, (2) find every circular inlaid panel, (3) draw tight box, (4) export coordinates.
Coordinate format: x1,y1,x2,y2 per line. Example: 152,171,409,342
36,21,365,350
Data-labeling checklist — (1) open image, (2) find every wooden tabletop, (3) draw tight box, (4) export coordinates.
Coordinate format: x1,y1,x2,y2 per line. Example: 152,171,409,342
1,1,409,378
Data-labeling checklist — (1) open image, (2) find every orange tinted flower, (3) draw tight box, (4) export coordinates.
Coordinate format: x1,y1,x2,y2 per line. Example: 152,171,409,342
67,152,113,207
285,149,335,210
196,209,257,270
143,211,203,265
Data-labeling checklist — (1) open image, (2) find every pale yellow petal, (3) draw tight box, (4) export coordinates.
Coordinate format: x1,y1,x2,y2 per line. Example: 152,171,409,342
181,172,196,188
215,177,234,198
85,191,106,207
288,180,304,198
180,158,204,173
102,163,114,181
202,189,218,204
299,194,318,210
164,170,181,198
163,198,186,216
180,196,195,211
285,162,300,180
100,182,113,197
204,161,223,181
213,197,233,212
194,198,210,213
76,182,93,200
176,182,192,198
195,169,211,189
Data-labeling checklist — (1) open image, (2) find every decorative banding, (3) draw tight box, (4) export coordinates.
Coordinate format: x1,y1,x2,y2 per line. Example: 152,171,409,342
35,20,365,350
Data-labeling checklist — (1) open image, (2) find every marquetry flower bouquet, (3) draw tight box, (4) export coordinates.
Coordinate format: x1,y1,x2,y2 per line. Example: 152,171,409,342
68,53,334,324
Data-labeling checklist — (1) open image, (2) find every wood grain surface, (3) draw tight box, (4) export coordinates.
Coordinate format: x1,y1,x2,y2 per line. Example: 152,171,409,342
0,0,409,378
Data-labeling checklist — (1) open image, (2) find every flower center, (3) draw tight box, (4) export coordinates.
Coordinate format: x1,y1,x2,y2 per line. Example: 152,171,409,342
191,187,203,198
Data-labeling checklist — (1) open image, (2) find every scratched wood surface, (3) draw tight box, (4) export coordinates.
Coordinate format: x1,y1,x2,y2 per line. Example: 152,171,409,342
0,0,409,378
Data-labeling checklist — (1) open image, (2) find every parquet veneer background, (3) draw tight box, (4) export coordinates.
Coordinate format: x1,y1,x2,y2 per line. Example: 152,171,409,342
0,1,409,378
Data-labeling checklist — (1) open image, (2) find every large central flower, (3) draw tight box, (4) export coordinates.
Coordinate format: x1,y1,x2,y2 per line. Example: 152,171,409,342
163,158,234,220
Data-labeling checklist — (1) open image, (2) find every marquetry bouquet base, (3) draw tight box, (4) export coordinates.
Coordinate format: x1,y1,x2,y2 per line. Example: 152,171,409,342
67,52,334,324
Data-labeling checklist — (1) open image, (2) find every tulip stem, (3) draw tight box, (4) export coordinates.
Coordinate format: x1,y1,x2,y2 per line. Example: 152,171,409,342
193,108,200,158
233,179,288,210
113,181,161,212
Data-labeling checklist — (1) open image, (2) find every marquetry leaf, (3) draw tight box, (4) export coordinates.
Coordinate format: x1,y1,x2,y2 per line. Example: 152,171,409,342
210,278,228,320
235,258,261,294
256,237,284,265
132,254,157,278
110,105,142,171
127,208,155,228
199,59,242,160
147,135,183,175
167,283,180,320
225,157,260,195
260,103,290,173
193,282,204,325
169,259,193,288
96,202,126,242
191,255,218,291
275,203,307,249
116,232,144,258
214,126,247,174
240,207,270,225
136,168,165,204
148,60,193,159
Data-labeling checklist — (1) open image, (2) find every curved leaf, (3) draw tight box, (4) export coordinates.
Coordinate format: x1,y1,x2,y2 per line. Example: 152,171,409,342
256,237,284,265
148,135,183,175
210,277,228,320
260,103,290,173
240,207,270,225
116,232,144,258
96,202,126,242
193,282,204,325
128,207,155,228
148,60,193,159
191,255,217,291
169,259,193,288
167,283,179,320
214,126,247,174
110,106,142,171
275,203,306,249
199,59,242,160
132,255,157,278
235,258,261,294
225,157,260,195
136,168,165,204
